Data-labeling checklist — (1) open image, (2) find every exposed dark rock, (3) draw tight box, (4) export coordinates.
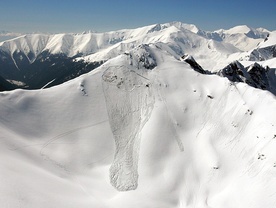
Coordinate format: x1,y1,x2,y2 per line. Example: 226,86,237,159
217,61,275,95
264,34,269,42
181,54,209,74
246,63,270,90
132,44,157,70
249,45,276,61
217,61,250,83
147,24,162,34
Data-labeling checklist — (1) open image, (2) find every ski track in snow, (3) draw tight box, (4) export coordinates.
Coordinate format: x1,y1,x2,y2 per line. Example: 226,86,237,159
5,120,109,152
31,119,111,179
39,119,108,157
153,74,185,152
32,119,112,207
102,66,154,191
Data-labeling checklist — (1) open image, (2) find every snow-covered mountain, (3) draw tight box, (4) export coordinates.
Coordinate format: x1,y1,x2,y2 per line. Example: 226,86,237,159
1,22,276,208
247,31,276,61
0,22,274,90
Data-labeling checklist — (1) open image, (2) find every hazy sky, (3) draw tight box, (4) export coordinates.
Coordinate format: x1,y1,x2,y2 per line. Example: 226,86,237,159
0,0,275,33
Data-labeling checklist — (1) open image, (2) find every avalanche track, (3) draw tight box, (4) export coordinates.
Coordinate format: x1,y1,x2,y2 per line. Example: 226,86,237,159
102,66,154,191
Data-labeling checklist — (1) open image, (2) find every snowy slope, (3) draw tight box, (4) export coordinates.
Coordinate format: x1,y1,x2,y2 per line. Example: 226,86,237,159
1,44,276,208
0,24,174,58
256,31,276,49
247,31,276,61
79,24,241,71
227,31,275,65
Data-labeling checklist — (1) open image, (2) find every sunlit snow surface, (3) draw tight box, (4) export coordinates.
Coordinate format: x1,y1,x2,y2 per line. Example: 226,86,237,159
1,23,276,208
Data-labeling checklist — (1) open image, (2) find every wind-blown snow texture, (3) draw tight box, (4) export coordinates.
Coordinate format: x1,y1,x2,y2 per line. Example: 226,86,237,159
1,22,276,208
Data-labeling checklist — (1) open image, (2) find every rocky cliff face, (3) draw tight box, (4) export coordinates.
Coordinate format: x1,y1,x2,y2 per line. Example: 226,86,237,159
247,63,270,90
217,61,248,83
181,54,208,74
217,61,274,94
249,45,276,61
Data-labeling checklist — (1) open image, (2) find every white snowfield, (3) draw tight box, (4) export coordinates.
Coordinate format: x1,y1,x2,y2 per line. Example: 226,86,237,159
1,23,276,208
257,31,276,49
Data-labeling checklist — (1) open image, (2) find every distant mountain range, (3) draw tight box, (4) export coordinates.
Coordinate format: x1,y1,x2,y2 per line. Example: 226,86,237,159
0,22,275,92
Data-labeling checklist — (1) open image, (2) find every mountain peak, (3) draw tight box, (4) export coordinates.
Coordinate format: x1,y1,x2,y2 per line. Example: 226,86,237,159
0,21,275,90
225,25,252,34
164,21,201,34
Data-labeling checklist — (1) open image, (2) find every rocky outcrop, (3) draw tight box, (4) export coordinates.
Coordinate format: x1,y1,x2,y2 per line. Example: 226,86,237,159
217,61,250,83
126,44,157,70
218,61,274,94
249,45,276,61
181,54,209,74
246,63,270,90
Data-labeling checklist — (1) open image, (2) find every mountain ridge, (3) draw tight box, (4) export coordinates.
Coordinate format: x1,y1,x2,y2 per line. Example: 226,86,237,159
0,22,271,58
0,21,275,91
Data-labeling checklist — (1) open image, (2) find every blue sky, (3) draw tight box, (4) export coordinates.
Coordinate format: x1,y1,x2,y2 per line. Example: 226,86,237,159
0,0,275,33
